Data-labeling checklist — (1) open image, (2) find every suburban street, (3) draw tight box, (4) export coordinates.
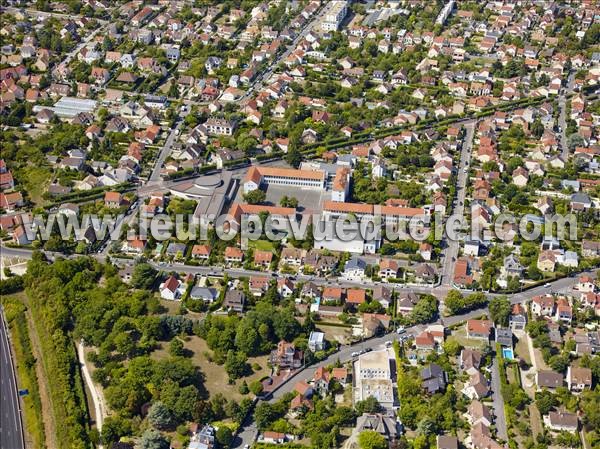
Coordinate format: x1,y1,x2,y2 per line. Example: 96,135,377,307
240,3,328,101
439,121,475,287
52,22,110,80
0,309,25,449
558,71,577,160
0,244,595,303
148,116,186,183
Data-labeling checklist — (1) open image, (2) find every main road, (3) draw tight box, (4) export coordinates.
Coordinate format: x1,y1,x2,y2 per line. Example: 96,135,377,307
0,308,25,449
0,244,594,303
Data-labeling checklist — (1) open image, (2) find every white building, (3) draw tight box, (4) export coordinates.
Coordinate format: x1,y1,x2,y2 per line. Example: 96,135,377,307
308,331,325,352
354,349,396,409
321,1,347,31
243,166,326,194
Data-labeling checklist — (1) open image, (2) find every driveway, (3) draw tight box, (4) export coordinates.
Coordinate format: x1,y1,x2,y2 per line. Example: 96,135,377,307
490,356,508,441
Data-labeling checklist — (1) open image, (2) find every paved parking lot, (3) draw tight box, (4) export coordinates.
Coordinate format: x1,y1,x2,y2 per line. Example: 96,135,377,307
263,185,325,213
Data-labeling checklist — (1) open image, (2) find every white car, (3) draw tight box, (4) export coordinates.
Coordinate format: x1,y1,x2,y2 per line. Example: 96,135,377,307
396,326,405,334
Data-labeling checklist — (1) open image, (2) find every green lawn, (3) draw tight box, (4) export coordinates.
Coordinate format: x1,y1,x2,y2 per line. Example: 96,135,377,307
249,240,277,252
447,328,488,349
20,166,52,206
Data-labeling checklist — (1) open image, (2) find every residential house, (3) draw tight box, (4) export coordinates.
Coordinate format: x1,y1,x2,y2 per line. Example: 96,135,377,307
462,371,490,400
460,349,482,375
566,366,592,392
536,370,564,391
509,304,527,331
466,400,492,427
271,341,303,369
224,290,246,312
466,320,493,341
544,411,578,433
160,276,185,300
421,363,447,394
308,331,325,352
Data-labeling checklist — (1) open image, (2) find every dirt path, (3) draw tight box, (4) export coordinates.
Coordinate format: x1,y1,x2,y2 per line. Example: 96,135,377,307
77,341,106,449
528,404,542,439
25,309,58,449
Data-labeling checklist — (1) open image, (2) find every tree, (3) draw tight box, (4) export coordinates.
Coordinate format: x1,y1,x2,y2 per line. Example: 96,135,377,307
444,290,464,315
535,390,557,415
358,430,387,449
530,118,544,138
224,350,249,380
567,133,584,151
131,263,157,290
280,196,299,208
443,339,462,356
169,339,184,357
139,429,170,449
101,416,132,445
147,402,175,430
410,295,438,324
243,189,266,205
286,146,302,168
355,396,382,414
238,381,249,395
254,402,277,430
249,380,264,396
489,297,511,327
216,426,233,447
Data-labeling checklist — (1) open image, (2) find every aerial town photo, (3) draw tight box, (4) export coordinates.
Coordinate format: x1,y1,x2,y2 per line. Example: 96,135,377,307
0,1,599,449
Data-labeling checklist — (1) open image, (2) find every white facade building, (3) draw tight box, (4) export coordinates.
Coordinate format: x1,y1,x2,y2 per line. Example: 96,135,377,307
321,1,347,31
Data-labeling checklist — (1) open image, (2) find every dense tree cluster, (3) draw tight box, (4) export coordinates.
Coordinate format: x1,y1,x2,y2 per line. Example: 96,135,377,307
444,291,487,315
198,302,303,365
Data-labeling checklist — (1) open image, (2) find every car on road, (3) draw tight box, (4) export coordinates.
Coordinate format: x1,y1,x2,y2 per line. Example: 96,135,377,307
544,283,551,288
351,351,360,357
396,326,405,334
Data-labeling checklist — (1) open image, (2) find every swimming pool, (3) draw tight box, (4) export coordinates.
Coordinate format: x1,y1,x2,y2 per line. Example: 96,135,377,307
502,347,514,360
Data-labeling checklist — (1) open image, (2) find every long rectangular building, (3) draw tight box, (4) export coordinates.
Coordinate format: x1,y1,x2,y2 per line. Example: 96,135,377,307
322,201,429,224
243,166,326,193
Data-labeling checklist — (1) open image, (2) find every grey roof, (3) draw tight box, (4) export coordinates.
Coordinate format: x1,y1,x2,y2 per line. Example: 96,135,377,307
345,257,366,271
421,363,445,381
571,192,591,204
537,370,563,388
356,414,399,439
190,287,218,301
496,328,513,346
166,242,187,255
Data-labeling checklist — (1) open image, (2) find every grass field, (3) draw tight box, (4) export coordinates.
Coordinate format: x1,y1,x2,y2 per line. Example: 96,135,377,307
315,323,352,345
2,292,46,449
249,240,277,252
515,336,531,365
447,327,488,349
20,166,52,206
528,403,543,439
151,335,270,401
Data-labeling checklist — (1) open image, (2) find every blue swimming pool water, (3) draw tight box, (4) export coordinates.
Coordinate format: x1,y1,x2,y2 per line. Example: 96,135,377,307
502,348,514,360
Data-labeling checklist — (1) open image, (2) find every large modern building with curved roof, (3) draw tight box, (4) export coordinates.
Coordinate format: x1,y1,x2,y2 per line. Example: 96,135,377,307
169,171,237,225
